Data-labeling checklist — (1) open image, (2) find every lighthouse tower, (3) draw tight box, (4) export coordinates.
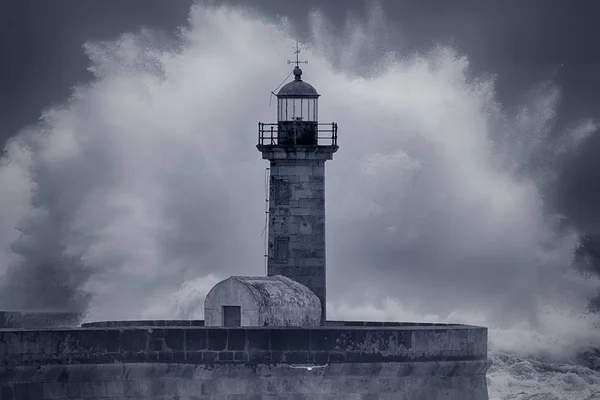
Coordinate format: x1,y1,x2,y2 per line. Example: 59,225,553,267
257,46,338,325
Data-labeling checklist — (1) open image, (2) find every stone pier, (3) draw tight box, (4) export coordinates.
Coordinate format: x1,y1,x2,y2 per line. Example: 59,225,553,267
0,321,491,399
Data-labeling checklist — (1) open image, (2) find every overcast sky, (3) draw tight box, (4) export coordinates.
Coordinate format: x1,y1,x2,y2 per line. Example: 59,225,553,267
0,0,599,353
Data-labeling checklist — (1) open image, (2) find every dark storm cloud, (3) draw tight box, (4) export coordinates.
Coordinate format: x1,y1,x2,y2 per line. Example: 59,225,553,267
0,0,193,145
3,0,600,130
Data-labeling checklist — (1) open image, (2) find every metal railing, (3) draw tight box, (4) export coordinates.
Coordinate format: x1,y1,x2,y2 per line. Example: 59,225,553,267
258,122,338,146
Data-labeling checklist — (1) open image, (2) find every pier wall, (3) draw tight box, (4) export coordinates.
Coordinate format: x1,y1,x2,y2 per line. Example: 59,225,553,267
0,324,490,399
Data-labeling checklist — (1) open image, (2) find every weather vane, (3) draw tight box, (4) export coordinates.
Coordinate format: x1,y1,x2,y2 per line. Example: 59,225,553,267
287,41,308,68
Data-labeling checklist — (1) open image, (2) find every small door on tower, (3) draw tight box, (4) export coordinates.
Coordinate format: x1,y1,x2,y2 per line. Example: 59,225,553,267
222,305,241,327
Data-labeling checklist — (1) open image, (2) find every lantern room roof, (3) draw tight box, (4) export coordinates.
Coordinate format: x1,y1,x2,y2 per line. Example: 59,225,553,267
277,66,320,97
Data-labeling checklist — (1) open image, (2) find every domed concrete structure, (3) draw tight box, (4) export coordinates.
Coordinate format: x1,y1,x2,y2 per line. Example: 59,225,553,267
204,275,321,327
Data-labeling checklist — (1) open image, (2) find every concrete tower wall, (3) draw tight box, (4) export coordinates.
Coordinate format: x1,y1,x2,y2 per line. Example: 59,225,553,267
266,153,329,324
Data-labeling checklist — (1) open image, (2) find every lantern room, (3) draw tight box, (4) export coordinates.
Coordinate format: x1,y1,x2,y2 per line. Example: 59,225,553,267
257,45,338,149
277,66,319,122
275,66,320,145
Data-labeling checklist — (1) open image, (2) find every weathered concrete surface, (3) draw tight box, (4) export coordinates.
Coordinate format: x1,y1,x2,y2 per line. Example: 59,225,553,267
204,276,321,327
0,361,491,399
0,325,488,367
0,324,490,399
0,311,84,328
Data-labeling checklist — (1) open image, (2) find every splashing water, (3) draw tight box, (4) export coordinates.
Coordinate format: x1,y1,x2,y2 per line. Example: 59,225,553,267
0,3,599,398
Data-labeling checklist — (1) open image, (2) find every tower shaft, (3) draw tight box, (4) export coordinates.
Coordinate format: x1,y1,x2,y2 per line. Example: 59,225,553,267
259,148,334,325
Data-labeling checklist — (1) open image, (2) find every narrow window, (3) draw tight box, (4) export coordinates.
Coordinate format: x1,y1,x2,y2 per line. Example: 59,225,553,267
271,178,291,205
274,236,290,263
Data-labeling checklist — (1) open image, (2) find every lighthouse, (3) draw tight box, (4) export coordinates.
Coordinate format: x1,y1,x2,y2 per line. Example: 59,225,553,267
257,46,338,325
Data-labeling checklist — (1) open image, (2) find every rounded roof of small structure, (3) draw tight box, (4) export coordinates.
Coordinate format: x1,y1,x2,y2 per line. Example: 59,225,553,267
209,275,321,310
277,66,320,98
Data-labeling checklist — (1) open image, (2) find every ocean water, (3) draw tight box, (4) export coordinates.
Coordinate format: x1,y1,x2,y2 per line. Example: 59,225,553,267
487,351,600,400
0,3,599,398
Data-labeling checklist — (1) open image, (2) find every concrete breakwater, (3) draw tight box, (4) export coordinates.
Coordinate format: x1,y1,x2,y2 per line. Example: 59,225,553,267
0,319,491,399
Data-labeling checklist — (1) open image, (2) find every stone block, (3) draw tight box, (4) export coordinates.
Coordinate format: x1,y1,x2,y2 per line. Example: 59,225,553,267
308,190,325,201
292,181,309,190
120,329,147,352
121,351,145,363
270,151,288,160
310,330,334,351
227,329,246,351
308,176,325,185
13,383,31,400
287,246,311,258
311,166,325,176
269,329,288,351
312,287,326,300
285,330,311,351
283,222,300,235
0,384,15,400
102,329,121,353
146,350,160,362
411,362,441,376
67,330,89,354
270,350,285,363
59,365,92,383
23,382,42,399
66,381,81,398
328,352,347,362
148,337,165,352
87,364,125,381
186,351,204,364
203,351,218,363
299,222,312,234
102,380,125,397
207,330,227,351
247,350,270,363
311,351,330,364
157,351,174,363
297,258,324,268
187,329,207,351
173,351,186,362
218,351,234,361
43,382,66,399
270,222,283,235
269,207,291,218
165,329,185,351
246,330,269,351
123,379,154,397
307,276,325,290
283,351,310,364
291,189,310,200
346,351,363,362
